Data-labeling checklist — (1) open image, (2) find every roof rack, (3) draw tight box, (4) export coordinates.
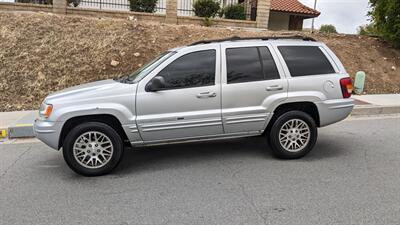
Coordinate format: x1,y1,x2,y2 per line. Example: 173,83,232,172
189,35,316,46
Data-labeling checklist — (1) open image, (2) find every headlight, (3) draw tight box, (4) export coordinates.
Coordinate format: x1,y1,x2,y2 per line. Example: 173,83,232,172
39,102,53,119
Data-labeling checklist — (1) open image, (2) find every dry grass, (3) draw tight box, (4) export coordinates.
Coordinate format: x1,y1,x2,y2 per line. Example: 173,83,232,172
0,11,399,112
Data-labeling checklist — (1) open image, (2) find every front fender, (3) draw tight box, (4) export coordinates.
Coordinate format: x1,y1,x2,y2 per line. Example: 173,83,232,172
53,103,135,124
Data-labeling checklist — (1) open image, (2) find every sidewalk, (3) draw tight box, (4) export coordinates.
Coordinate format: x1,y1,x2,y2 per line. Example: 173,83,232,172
0,94,399,140
352,94,400,116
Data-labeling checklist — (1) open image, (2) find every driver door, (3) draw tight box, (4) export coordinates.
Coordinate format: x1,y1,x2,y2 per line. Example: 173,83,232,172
136,45,223,142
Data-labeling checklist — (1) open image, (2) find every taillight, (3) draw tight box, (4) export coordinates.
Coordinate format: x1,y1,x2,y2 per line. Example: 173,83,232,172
340,77,353,98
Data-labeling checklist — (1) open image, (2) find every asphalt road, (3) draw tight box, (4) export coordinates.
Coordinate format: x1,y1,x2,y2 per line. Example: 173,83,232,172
1,116,400,225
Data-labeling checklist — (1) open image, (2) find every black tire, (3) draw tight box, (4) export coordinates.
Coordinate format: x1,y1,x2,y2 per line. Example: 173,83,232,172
268,110,317,159
62,122,124,176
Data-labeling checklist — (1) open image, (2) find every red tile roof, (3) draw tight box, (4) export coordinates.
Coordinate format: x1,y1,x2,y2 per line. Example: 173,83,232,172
271,0,321,17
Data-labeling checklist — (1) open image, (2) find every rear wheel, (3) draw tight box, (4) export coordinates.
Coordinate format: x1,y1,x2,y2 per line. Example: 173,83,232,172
63,122,124,176
268,111,317,159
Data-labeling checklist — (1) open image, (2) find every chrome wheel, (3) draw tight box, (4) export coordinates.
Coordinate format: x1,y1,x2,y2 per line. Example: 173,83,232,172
73,131,114,169
278,119,310,152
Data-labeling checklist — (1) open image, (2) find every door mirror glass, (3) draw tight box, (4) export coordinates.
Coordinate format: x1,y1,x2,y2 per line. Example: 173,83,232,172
146,76,166,92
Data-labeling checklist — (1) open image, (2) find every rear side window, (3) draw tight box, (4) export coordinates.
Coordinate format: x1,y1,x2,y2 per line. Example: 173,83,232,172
226,47,280,84
278,46,335,77
157,50,216,90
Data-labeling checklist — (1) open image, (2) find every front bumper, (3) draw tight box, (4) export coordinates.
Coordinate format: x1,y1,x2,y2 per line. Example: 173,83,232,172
315,98,354,127
33,119,63,150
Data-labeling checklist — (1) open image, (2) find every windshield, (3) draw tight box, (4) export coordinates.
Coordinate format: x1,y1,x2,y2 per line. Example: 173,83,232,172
124,51,175,83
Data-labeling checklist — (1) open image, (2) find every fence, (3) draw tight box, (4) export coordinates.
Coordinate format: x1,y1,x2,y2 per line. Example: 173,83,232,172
76,0,255,19
1,0,266,28
15,0,51,4
79,0,166,13
177,0,256,20
10,0,257,20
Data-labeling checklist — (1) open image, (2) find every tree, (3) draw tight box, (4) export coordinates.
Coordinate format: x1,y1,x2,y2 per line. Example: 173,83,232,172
319,24,338,34
369,0,400,48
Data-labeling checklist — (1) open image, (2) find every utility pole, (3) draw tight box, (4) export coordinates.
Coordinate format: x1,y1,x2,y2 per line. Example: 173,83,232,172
311,0,317,33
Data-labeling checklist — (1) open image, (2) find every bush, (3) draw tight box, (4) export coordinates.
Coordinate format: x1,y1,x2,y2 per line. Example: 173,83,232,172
319,24,338,34
369,0,400,48
129,0,158,13
357,23,378,36
193,0,220,18
223,4,245,20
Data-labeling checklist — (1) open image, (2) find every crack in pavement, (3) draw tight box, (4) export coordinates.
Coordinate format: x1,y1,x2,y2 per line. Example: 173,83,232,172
237,182,269,225
219,160,269,225
0,146,32,180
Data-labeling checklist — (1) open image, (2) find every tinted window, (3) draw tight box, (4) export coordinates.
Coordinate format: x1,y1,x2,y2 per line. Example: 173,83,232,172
259,47,280,80
157,50,216,90
226,47,263,83
226,47,280,84
278,46,335,77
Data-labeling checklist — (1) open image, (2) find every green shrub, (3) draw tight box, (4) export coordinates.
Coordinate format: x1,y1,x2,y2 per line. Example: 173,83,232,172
319,24,338,34
129,0,158,13
223,4,245,20
193,0,220,18
357,23,378,36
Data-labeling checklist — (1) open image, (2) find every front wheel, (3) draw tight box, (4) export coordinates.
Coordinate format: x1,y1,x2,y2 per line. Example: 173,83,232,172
63,122,124,176
268,111,317,159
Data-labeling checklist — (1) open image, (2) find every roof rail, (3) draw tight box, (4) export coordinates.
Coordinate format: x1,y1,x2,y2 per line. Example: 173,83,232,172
189,35,316,46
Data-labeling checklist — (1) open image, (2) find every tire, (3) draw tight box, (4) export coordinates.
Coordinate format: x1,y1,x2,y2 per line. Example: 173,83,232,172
62,122,124,176
268,110,317,159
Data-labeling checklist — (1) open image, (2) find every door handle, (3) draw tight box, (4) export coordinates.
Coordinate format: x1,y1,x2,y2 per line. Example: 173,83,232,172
266,85,283,91
196,92,217,98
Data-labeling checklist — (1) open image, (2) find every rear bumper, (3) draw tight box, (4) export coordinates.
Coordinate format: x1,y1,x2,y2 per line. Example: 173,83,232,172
315,98,354,127
33,119,63,150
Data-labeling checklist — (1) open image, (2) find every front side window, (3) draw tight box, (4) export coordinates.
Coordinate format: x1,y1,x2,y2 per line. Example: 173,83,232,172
156,50,216,90
278,46,335,77
226,47,280,84
128,51,176,83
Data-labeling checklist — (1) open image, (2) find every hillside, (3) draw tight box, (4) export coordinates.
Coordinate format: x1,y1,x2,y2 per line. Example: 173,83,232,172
0,11,399,111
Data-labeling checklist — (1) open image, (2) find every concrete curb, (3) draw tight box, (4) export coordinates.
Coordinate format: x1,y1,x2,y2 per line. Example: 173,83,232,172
351,105,400,116
1,111,37,139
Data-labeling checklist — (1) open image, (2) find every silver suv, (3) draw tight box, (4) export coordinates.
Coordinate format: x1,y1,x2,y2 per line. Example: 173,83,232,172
34,36,354,176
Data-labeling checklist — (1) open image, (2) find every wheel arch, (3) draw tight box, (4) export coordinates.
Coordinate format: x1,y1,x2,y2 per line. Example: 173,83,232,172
58,114,129,149
265,101,321,134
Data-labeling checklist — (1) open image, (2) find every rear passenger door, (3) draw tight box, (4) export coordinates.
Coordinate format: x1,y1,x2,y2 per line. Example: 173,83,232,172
221,43,288,134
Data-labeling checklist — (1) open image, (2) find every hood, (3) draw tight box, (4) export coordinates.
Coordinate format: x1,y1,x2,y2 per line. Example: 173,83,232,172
46,79,119,101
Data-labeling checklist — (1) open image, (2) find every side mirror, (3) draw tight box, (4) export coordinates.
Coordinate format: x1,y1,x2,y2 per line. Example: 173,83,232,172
146,76,166,92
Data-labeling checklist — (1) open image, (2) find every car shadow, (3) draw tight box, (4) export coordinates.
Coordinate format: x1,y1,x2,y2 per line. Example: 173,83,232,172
115,136,270,175
114,133,347,175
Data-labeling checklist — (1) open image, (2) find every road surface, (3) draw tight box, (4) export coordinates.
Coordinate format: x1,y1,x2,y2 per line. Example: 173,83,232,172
1,116,399,225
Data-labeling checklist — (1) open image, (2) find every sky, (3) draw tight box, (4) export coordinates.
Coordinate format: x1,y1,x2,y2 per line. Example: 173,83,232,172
299,0,371,34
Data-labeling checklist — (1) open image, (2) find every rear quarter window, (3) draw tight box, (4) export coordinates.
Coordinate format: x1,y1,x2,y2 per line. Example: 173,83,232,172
278,46,335,77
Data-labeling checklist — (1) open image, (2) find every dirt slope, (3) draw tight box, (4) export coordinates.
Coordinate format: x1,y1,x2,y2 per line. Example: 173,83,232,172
0,11,399,111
